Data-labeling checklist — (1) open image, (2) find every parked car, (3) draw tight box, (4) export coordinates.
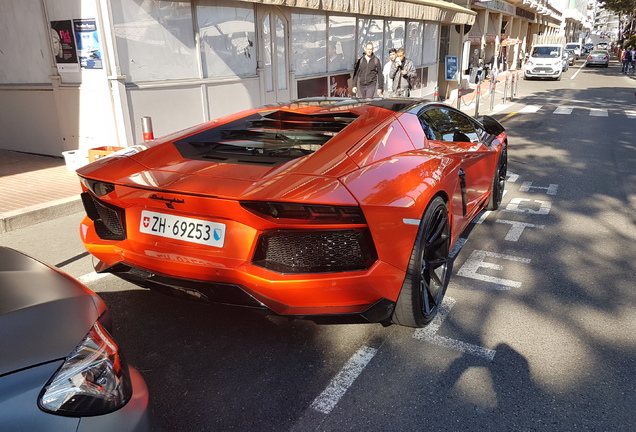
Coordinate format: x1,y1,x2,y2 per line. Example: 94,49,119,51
0,246,156,432
586,50,610,67
75,98,508,328
565,42,582,59
525,44,564,80
564,49,577,66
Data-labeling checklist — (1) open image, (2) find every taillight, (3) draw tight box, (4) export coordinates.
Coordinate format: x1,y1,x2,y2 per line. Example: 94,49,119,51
241,201,366,224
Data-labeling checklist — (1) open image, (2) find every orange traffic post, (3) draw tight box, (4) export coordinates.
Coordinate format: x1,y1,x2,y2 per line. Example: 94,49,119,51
142,116,154,141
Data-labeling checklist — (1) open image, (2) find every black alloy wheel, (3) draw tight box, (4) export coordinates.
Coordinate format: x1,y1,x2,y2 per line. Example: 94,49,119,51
392,196,450,328
486,145,507,211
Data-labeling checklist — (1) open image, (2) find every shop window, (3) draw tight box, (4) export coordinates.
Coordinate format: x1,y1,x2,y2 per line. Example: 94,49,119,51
328,15,355,73
385,20,405,53
406,21,423,67
292,13,327,77
358,18,384,61
111,0,197,83
423,22,439,65
197,0,257,78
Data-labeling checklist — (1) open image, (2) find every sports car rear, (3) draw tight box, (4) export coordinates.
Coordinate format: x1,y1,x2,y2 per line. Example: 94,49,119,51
77,98,508,327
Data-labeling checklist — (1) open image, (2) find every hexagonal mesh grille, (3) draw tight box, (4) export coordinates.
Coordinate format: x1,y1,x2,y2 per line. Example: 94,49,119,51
253,229,376,273
81,192,126,240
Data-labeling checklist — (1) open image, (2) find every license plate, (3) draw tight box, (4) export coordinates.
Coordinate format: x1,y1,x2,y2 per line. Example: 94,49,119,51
139,210,225,247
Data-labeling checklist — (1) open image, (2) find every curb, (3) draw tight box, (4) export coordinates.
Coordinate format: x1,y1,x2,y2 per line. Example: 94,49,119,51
0,196,83,234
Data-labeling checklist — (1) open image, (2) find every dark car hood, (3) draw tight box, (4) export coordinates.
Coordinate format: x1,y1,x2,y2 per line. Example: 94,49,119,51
0,247,105,376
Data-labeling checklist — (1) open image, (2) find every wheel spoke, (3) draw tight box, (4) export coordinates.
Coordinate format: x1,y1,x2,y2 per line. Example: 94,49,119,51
425,211,448,248
419,205,450,317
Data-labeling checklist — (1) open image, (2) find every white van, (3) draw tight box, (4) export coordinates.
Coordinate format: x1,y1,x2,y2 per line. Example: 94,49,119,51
565,42,583,59
524,44,564,81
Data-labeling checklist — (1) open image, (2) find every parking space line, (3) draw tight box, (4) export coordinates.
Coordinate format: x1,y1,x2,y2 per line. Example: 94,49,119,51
78,271,111,284
590,108,608,117
457,249,531,290
310,346,378,414
519,105,542,113
413,297,496,361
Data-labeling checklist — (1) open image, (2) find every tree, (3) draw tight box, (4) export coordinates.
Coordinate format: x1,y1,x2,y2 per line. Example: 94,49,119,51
600,0,636,45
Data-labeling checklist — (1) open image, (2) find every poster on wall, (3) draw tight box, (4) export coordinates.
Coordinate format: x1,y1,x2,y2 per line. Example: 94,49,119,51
73,19,103,69
50,20,80,72
329,74,350,97
445,55,458,81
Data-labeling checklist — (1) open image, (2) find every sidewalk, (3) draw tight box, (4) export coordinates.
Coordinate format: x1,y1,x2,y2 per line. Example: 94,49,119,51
442,70,521,112
0,149,83,233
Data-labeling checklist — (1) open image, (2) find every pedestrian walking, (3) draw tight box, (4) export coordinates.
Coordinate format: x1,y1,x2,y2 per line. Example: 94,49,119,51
621,48,632,74
383,48,397,98
352,42,384,98
389,48,416,97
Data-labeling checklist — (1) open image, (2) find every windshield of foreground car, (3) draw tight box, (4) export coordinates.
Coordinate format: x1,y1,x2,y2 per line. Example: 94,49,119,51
531,47,561,58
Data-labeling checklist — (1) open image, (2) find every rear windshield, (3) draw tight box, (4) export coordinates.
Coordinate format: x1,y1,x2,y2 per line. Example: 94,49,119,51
565,44,579,49
531,46,561,58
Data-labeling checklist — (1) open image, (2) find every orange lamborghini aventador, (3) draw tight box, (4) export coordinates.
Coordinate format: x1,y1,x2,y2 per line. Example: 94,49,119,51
77,98,507,328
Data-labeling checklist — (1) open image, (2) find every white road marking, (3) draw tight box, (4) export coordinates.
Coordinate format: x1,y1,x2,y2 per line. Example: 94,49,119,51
457,249,531,290
490,103,513,113
78,272,111,284
310,346,378,414
450,237,467,259
520,181,558,195
626,110,636,119
473,211,492,225
413,296,496,361
519,105,542,113
495,219,545,241
554,106,573,115
590,108,608,117
504,198,552,215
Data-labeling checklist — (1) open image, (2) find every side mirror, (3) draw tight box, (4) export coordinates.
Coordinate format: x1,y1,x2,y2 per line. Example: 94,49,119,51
477,115,505,135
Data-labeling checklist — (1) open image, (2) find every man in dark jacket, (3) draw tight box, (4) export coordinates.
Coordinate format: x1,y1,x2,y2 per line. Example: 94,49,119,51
352,42,384,98
390,48,416,97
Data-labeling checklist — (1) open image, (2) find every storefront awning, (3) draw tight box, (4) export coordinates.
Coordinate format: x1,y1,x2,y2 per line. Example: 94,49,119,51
236,0,476,25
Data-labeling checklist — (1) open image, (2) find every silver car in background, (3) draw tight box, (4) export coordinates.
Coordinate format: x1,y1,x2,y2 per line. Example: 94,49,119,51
0,246,157,432
586,50,610,67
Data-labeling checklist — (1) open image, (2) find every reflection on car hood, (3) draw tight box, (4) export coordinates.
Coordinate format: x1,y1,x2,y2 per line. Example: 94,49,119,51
0,247,106,376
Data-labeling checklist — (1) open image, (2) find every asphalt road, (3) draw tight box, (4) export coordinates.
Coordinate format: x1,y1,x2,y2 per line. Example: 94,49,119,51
2,59,635,431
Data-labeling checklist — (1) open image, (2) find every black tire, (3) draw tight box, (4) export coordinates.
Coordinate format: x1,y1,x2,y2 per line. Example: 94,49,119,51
392,196,451,328
486,145,507,211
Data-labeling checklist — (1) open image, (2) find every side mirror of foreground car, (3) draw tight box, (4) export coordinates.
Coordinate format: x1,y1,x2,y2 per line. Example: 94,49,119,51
478,115,506,136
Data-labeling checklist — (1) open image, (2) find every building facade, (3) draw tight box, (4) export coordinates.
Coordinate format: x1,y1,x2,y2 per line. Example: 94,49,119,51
0,0,479,157
1,0,587,159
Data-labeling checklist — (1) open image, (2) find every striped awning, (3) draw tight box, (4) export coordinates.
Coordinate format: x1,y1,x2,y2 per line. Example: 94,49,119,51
236,0,476,25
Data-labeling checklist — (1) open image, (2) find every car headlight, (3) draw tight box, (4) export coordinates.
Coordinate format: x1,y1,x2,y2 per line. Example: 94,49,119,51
38,320,132,416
